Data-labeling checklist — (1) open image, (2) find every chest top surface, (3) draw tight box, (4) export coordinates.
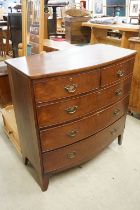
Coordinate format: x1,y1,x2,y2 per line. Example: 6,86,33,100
5,44,136,79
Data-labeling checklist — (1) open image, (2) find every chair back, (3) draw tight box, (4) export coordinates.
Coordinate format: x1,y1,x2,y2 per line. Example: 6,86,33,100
8,13,22,57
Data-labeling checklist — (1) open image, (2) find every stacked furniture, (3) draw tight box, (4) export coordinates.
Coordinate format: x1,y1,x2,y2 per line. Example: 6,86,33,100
65,16,91,44
6,44,136,191
47,1,68,37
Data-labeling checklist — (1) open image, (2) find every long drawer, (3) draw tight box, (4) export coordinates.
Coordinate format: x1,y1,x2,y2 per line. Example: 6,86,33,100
33,69,100,103
40,96,129,152
36,76,131,128
101,57,134,87
42,115,126,173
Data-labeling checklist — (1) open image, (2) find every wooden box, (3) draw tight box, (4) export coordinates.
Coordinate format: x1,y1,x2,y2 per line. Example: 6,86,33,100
64,16,91,44
1,105,21,154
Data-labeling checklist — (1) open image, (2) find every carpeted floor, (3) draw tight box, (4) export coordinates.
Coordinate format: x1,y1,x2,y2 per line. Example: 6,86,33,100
0,112,140,210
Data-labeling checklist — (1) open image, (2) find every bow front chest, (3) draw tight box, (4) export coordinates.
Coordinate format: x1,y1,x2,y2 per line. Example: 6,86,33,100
6,44,136,191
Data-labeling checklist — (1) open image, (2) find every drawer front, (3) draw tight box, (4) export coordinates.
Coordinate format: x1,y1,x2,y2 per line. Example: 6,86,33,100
40,96,129,152
101,57,135,87
36,77,131,128
42,115,126,173
97,76,132,109
36,91,98,128
30,34,39,43
33,69,100,103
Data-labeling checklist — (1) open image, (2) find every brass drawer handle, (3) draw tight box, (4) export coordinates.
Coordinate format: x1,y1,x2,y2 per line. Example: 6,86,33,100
67,151,76,159
65,106,78,114
110,128,117,135
67,130,79,137
117,70,124,77
115,89,123,96
113,109,120,116
65,84,78,93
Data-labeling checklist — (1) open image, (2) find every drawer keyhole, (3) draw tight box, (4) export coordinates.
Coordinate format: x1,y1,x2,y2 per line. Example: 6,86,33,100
113,109,120,116
67,130,79,137
67,151,76,159
110,128,117,135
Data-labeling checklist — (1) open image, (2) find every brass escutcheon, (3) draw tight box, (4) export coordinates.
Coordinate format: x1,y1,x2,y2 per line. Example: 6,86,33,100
65,84,78,93
117,70,124,77
113,109,120,116
65,105,78,114
67,130,79,137
67,151,76,159
115,89,122,96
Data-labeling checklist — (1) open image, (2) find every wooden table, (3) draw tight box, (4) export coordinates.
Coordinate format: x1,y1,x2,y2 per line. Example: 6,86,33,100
43,39,75,52
129,37,140,113
82,22,140,48
47,3,67,37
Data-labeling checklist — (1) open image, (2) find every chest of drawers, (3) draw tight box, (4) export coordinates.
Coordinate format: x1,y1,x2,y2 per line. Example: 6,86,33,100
6,44,136,191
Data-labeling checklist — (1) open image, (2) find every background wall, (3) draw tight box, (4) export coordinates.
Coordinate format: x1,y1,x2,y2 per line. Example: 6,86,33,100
74,0,128,17
0,0,20,12
107,0,126,16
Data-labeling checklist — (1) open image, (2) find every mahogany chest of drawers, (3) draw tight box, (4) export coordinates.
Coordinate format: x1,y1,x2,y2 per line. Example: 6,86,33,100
6,44,136,191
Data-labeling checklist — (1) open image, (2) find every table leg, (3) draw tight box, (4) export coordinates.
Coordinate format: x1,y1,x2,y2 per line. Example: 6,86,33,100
90,28,108,44
121,31,138,48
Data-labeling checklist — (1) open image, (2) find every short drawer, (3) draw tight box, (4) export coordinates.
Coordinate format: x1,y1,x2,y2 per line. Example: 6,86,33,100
42,115,126,173
97,76,132,109
33,69,100,103
101,57,135,87
36,76,131,128
40,96,129,152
